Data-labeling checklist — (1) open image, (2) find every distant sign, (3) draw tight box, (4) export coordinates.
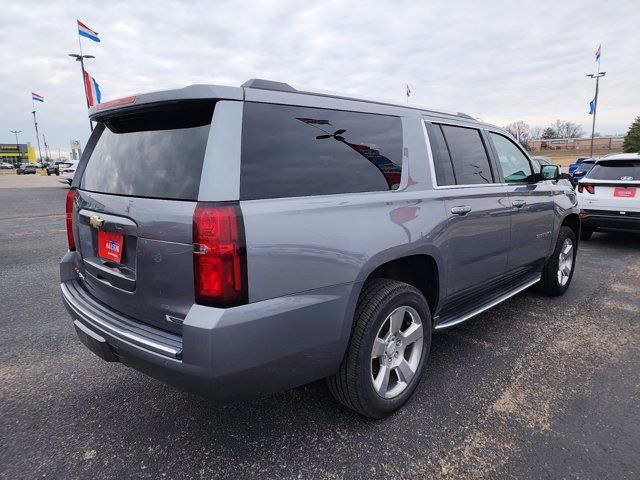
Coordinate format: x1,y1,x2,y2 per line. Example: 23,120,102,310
550,140,566,144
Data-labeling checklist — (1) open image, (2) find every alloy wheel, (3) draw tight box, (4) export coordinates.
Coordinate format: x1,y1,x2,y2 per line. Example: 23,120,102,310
370,306,424,399
557,238,574,286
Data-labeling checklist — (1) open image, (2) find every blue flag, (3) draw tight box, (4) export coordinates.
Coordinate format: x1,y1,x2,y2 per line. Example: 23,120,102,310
589,99,595,115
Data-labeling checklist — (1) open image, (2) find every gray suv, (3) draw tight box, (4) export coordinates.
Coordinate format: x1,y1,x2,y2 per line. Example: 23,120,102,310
60,79,579,418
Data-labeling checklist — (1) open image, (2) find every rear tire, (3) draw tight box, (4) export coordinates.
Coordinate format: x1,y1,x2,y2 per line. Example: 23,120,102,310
327,279,432,418
580,227,593,241
538,226,577,296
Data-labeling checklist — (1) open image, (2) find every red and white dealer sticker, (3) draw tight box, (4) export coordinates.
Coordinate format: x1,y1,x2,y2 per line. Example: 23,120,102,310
614,187,636,198
98,230,124,263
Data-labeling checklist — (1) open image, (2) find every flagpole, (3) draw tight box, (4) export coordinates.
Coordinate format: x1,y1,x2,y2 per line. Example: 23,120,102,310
587,46,605,159
31,98,44,163
77,29,93,132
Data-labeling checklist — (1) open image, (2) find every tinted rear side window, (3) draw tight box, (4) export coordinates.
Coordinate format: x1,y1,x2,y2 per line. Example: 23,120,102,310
81,102,214,200
440,125,493,185
588,161,640,180
425,122,456,186
240,103,402,200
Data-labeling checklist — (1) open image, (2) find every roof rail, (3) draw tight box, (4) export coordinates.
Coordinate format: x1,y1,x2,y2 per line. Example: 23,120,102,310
456,112,475,120
242,79,297,92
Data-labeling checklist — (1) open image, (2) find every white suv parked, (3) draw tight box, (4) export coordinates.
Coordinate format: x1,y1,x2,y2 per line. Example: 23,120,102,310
58,161,78,185
577,153,640,240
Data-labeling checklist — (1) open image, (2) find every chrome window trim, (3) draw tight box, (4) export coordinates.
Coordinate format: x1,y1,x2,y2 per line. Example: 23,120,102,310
421,120,507,190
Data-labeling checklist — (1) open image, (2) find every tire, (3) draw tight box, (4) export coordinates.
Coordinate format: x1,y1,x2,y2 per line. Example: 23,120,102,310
580,227,593,241
537,226,577,296
327,278,432,418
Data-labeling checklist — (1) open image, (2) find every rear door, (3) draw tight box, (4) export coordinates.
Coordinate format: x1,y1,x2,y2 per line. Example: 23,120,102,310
426,122,511,297
487,131,554,270
72,101,216,333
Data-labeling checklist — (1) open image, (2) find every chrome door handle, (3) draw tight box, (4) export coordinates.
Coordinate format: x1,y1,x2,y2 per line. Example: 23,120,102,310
511,200,526,208
451,206,472,215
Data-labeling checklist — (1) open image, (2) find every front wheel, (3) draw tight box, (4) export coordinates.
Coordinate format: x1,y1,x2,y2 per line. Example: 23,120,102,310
327,279,432,418
537,226,577,296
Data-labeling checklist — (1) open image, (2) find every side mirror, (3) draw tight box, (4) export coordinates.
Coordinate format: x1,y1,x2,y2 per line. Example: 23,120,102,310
540,164,560,181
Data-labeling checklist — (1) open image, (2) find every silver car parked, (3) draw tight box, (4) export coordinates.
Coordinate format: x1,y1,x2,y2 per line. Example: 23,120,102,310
61,79,579,418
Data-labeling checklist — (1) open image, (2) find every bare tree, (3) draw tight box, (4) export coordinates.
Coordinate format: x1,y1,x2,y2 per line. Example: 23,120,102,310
551,120,584,139
529,126,543,140
541,127,557,139
503,121,531,146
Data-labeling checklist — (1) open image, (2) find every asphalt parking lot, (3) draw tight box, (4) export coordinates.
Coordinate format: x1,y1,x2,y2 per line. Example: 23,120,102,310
1,177,639,480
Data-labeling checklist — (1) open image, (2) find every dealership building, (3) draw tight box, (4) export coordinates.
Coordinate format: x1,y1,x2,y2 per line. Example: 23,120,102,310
0,144,37,165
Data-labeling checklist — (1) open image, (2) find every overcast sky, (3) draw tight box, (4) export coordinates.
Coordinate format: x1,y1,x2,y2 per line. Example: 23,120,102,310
1,0,638,157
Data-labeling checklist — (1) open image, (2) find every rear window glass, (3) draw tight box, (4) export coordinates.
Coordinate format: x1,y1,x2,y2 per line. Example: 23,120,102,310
588,161,640,180
440,125,494,185
80,102,214,200
240,103,403,200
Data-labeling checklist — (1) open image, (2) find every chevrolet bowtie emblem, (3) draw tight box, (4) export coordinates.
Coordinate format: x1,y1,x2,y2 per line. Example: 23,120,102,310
89,215,104,229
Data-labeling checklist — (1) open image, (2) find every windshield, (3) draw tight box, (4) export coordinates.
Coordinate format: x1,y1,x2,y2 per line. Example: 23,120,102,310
80,101,214,200
588,161,640,181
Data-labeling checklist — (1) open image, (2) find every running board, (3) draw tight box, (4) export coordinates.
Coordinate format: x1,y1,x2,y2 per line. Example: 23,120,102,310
434,274,541,330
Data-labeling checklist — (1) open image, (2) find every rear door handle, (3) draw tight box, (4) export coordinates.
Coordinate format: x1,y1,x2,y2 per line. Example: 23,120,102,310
450,206,472,215
511,200,526,208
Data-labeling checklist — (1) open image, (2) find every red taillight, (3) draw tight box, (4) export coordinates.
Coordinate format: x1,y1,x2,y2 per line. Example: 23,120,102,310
193,203,247,307
578,184,595,194
66,188,76,251
95,95,137,110
579,212,589,219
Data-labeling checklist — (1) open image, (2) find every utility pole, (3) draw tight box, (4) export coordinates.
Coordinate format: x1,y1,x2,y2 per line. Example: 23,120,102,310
69,50,95,132
587,47,605,159
31,100,44,163
43,134,51,162
587,72,605,158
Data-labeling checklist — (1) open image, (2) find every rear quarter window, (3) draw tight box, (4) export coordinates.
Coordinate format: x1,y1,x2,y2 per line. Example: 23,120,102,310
240,103,403,200
80,102,214,200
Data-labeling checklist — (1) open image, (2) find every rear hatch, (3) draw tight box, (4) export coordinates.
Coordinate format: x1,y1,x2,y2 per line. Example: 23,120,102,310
72,101,215,334
580,160,640,212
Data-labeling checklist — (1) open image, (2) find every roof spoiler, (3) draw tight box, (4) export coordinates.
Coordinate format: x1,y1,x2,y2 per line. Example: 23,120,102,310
241,79,297,92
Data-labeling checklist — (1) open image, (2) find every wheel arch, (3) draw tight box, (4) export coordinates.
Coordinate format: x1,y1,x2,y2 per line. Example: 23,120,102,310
561,213,580,246
354,247,443,318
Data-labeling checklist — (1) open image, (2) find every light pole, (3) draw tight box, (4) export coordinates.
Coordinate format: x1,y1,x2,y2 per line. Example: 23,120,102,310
10,130,22,165
10,129,21,145
587,71,606,158
68,53,95,131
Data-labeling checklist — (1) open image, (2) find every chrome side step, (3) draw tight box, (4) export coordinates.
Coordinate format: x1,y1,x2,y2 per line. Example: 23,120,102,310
434,274,541,331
